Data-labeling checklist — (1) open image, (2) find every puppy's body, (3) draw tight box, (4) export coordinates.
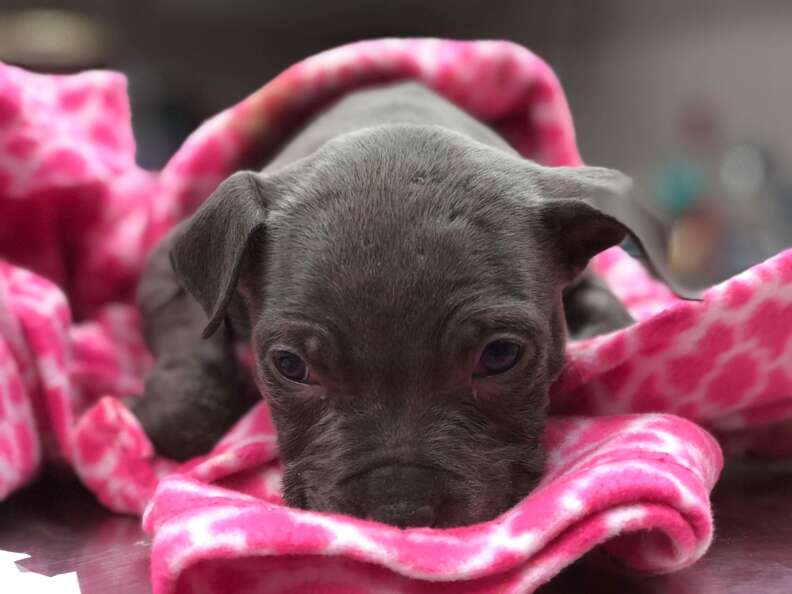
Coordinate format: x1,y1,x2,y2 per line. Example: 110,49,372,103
134,82,635,528
267,82,516,171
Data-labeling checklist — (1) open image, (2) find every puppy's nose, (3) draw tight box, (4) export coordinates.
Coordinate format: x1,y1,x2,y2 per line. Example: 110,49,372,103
359,465,442,528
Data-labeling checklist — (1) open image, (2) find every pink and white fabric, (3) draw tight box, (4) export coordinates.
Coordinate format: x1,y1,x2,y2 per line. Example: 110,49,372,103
0,38,789,593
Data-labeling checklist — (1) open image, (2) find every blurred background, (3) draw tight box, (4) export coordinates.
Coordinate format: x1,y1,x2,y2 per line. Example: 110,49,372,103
0,0,791,288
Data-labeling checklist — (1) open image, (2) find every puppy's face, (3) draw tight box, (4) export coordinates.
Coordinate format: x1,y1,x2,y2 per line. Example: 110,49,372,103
172,125,634,527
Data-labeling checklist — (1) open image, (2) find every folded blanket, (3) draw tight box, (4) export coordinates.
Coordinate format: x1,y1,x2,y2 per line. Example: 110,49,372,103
0,38,789,593
142,413,721,594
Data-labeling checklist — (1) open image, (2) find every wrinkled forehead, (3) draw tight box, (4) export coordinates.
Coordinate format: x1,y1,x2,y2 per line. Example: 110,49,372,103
261,155,556,356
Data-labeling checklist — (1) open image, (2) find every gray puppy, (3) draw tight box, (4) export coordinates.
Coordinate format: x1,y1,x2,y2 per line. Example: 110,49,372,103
132,82,658,528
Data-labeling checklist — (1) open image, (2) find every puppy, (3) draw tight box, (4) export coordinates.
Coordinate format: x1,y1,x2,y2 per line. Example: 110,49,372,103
132,82,650,528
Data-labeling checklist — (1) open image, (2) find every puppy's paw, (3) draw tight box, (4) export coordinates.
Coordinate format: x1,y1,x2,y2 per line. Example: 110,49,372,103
131,356,254,461
564,272,635,340
570,307,634,340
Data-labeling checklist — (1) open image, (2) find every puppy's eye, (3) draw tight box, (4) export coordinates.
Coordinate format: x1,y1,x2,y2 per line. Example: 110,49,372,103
474,340,522,377
272,350,311,383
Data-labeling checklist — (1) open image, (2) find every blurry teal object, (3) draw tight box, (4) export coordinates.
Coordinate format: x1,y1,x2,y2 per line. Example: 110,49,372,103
621,237,642,260
655,160,704,217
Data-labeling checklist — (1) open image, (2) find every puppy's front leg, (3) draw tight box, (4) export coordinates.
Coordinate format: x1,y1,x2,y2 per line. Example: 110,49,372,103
131,235,256,461
563,270,634,340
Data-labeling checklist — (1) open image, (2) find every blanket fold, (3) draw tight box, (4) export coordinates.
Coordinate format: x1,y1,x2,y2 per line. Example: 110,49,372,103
141,414,721,594
1,38,790,593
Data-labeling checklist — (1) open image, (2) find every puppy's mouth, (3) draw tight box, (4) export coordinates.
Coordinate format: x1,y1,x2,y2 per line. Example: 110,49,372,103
293,464,515,528
329,457,477,528
286,449,532,528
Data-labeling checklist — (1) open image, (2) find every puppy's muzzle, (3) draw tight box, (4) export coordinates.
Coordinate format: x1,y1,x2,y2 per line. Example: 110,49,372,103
355,465,444,528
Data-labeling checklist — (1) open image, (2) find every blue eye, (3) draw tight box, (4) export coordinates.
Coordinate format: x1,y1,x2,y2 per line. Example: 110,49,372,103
272,350,310,383
474,340,522,377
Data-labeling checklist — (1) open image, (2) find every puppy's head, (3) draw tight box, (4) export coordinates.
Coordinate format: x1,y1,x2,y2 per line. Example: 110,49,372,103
170,125,641,528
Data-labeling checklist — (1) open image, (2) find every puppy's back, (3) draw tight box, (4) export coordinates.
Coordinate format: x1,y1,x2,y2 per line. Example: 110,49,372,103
265,81,515,172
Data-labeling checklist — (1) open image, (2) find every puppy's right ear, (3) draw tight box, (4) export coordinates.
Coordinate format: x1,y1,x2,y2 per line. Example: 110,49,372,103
170,171,269,338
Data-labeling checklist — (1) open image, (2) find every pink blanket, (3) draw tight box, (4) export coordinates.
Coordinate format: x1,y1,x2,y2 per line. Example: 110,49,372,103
0,38,790,593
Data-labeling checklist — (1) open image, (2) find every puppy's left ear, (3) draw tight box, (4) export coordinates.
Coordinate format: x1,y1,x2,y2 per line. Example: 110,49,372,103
170,171,271,338
534,165,700,300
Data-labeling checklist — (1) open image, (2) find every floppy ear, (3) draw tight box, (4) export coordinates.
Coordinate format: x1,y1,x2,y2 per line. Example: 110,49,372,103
169,171,270,338
534,165,701,300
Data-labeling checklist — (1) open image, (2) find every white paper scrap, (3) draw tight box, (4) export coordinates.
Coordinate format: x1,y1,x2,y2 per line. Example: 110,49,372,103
0,549,81,594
